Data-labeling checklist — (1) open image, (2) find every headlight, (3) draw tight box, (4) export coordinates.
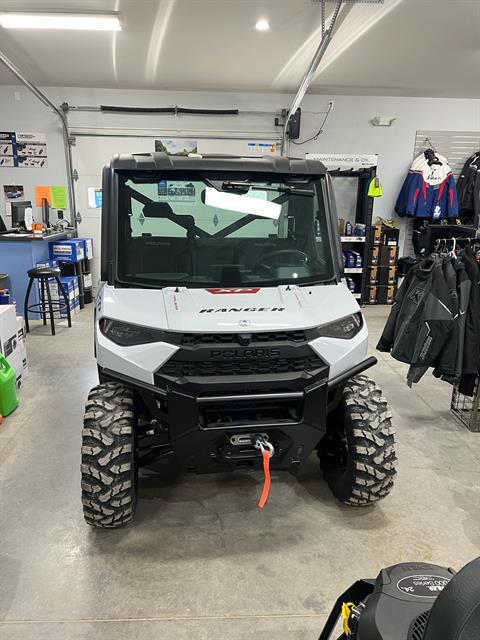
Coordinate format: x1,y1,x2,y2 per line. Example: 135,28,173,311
99,318,167,346
316,313,363,339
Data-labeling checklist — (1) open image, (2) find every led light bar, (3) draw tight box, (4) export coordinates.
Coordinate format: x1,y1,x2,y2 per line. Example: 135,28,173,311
0,12,122,31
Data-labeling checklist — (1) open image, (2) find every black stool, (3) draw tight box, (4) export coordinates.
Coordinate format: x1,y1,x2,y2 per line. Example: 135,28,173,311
24,267,72,336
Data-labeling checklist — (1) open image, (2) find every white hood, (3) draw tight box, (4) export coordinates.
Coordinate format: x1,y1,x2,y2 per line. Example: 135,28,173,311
97,283,368,384
100,283,360,333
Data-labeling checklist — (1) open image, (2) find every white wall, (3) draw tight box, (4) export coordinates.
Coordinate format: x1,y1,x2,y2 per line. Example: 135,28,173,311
1,84,480,253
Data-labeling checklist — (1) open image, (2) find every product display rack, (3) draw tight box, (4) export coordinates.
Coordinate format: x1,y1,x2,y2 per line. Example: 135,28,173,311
367,226,400,304
331,166,377,305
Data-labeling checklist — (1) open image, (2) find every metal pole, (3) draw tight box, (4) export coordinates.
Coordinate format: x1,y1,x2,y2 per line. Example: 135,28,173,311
281,0,343,155
0,49,77,227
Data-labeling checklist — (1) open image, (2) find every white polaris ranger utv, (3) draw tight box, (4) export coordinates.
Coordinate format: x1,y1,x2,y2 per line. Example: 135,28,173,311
82,153,396,528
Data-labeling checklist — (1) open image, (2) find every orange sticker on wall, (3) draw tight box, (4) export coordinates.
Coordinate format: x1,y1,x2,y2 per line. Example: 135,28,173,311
35,185,51,206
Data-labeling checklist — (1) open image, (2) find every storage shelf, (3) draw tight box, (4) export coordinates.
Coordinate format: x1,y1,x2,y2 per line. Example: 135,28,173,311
341,236,366,243
344,267,363,274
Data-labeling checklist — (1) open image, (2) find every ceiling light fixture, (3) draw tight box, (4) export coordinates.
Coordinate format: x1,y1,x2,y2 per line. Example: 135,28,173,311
255,18,270,31
0,12,122,31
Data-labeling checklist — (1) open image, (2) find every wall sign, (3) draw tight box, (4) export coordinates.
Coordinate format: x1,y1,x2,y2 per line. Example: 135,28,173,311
0,132,16,167
3,183,24,217
0,131,48,168
306,153,378,170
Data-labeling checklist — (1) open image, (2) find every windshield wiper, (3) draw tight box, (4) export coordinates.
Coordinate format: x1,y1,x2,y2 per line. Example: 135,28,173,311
204,179,313,197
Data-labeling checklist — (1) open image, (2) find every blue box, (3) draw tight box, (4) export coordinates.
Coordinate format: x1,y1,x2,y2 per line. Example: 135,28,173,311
49,239,85,263
77,237,93,260
36,259,59,269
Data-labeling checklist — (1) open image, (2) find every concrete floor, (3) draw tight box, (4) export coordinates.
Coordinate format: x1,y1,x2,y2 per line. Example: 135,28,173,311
0,305,479,640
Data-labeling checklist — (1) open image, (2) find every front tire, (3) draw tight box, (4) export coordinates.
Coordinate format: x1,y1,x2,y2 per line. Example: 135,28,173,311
318,375,396,505
81,382,137,528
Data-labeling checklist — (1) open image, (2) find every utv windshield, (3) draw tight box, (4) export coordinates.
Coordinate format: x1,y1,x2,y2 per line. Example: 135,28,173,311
116,172,335,288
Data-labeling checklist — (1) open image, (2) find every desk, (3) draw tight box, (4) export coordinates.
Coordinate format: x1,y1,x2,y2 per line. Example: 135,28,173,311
0,232,69,317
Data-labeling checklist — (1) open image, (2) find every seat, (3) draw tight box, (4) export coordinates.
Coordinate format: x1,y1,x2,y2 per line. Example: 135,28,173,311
27,266,60,279
24,266,72,336
423,556,480,640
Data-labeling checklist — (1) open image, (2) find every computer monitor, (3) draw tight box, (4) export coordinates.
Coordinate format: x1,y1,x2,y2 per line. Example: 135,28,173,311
11,200,32,229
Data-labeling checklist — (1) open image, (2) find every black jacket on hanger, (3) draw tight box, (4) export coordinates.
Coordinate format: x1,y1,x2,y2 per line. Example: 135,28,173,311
457,152,480,216
433,257,470,384
458,246,480,395
377,256,454,385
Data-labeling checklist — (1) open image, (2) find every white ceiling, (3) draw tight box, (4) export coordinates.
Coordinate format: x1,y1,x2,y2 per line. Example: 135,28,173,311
0,0,479,98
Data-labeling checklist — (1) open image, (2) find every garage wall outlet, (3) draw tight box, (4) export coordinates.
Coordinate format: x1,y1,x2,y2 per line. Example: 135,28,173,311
371,115,396,126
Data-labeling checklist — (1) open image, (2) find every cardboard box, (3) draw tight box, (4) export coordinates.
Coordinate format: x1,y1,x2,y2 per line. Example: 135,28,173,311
16,316,26,344
377,285,396,305
378,266,397,286
379,245,398,266
371,246,380,266
38,276,79,302
0,305,19,358
49,239,85,263
36,276,79,320
372,225,382,244
381,227,400,246
368,286,377,304
77,237,94,260
369,267,378,285
36,259,58,269
7,342,28,390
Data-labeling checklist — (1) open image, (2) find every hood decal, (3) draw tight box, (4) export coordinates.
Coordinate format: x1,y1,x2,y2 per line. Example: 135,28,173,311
206,288,260,294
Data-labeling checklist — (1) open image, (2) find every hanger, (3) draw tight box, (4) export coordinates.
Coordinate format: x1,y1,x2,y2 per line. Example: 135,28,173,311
424,138,442,166
449,236,457,258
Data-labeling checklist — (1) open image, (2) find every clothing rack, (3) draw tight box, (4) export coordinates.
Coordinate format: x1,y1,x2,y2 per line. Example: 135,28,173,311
451,380,480,432
429,237,480,430
433,236,480,253
424,224,476,255
377,238,480,420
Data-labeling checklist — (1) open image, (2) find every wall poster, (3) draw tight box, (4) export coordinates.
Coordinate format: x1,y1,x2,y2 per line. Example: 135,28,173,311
0,131,48,168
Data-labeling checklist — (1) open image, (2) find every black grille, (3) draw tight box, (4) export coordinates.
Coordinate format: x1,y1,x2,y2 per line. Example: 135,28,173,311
408,611,430,640
160,354,324,378
181,330,306,346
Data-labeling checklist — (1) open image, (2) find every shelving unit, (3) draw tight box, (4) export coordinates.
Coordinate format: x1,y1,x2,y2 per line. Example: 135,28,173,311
331,166,377,305
367,226,400,304
305,153,379,305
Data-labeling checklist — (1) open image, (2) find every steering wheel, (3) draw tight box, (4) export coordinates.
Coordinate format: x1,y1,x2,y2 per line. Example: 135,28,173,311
255,249,308,274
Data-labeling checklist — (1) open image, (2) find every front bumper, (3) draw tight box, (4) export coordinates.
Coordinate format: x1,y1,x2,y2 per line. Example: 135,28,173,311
99,356,376,474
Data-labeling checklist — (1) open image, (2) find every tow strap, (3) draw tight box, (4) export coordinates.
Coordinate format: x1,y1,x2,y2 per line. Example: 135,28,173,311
254,438,274,508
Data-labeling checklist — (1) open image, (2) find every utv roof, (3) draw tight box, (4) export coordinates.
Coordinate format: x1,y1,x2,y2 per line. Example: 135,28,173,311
109,152,327,174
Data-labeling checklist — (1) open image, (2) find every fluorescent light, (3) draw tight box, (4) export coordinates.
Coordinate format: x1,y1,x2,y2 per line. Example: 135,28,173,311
0,12,122,31
255,18,270,31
